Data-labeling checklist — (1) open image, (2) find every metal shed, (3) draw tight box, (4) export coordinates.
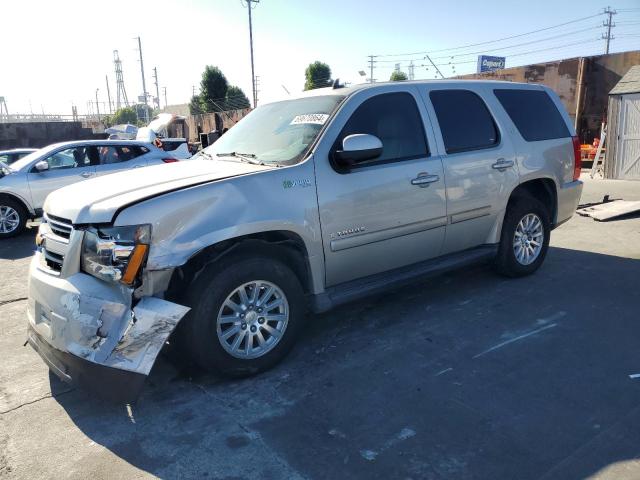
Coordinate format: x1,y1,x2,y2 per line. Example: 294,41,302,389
605,65,640,179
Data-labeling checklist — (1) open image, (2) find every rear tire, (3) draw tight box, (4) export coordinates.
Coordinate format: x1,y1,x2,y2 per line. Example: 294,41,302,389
179,255,306,377
0,198,27,239
494,195,551,277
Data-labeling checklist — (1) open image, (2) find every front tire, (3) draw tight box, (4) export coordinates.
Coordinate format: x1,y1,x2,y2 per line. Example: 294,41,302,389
180,255,306,377
494,195,551,277
0,198,27,239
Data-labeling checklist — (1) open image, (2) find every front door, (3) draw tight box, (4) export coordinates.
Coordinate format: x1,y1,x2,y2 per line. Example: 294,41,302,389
314,88,447,287
27,146,97,210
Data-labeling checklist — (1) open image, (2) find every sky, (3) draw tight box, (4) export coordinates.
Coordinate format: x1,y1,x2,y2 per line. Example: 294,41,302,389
2,0,639,116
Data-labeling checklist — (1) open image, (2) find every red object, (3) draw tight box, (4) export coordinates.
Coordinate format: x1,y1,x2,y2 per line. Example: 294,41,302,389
572,136,582,181
162,158,179,163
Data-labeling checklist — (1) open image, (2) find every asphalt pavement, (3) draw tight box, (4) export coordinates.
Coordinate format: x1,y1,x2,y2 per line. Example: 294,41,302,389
1,174,639,479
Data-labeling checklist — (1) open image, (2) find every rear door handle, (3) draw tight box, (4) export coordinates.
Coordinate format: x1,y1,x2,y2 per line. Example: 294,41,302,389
80,172,94,178
411,173,440,187
492,159,514,171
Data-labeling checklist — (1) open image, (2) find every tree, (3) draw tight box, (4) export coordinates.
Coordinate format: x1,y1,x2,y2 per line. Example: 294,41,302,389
189,94,205,115
103,106,138,127
304,61,332,90
390,71,408,81
200,65,229,112
226,85,251,109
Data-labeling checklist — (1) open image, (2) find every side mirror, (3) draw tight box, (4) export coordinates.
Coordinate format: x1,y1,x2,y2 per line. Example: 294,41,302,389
34,160,49,172
334,134,383,166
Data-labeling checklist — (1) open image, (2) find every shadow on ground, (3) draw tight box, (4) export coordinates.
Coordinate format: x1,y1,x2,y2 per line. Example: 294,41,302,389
49,246,640,479
0,225,37,260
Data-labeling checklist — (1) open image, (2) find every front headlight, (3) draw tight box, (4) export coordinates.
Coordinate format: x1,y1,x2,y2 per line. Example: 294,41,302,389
81,224,151,285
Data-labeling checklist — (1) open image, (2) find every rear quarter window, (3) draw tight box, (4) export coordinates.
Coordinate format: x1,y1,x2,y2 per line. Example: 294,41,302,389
494,89,570,142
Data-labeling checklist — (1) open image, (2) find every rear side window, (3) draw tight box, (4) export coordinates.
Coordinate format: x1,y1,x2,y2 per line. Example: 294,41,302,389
430,90,499,154
494,89,569,141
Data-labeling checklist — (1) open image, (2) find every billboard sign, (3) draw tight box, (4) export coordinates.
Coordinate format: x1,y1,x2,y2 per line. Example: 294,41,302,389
477,55,506,73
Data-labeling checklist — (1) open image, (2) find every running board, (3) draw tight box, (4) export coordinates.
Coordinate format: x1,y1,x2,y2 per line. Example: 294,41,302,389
310,245,498,313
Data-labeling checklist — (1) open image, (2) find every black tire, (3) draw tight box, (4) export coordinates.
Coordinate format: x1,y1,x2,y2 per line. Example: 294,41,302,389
0,197,28,239
494,194,551,277
179,255,306,377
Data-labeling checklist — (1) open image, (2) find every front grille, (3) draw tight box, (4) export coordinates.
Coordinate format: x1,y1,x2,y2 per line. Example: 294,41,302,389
40,212,74,275
46,214,72,240
43,250,64,272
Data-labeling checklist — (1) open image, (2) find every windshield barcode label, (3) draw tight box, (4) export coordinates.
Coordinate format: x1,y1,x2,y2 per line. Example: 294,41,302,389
290,114,329,125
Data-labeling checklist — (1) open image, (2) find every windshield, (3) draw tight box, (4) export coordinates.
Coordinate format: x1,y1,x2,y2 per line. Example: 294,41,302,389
199,95,344,166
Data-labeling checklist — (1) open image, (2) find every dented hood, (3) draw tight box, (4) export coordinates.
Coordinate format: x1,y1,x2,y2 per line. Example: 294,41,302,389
44,159,270,224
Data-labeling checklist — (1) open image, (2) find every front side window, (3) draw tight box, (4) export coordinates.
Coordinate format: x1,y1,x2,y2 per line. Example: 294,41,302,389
430,90,499,154
43,147,94,170
494,89,569,142
198,95,345,166
335,92,428,166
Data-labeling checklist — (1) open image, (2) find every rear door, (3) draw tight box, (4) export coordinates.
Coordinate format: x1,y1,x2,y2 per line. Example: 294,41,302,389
314,87,447,286
421,86,519,254
94,144,150,176
27,146,97,209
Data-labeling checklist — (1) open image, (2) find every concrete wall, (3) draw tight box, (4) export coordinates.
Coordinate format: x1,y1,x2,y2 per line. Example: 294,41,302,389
457,50,640,143
0,121,103,150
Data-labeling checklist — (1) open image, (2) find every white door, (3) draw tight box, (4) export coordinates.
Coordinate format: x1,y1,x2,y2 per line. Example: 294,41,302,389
617,93,640,180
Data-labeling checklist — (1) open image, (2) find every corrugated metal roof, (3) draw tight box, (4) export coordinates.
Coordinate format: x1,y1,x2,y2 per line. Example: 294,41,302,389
610,65,640,95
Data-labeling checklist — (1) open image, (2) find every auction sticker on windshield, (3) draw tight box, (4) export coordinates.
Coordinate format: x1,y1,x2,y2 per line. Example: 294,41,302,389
290,114,329,125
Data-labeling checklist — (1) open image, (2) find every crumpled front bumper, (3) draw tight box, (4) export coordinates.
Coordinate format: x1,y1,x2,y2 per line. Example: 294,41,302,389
27,254,190,402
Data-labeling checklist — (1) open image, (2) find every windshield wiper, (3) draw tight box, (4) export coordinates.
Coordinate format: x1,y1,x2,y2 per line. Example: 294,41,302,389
216,152,261,165
195,150,214,160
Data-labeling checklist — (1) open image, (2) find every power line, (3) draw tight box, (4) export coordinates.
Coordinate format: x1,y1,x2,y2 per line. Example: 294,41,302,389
374,25,602,63
374,12,604,58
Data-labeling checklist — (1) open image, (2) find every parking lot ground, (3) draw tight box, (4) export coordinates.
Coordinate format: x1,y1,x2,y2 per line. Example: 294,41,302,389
1,173,639,480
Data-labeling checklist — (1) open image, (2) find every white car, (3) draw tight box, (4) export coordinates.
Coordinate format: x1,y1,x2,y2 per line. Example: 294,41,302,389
0,140,178,238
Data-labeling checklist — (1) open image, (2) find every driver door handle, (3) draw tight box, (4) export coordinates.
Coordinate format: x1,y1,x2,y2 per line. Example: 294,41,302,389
80,172,94,178
411,173,440,187
492,158,514,171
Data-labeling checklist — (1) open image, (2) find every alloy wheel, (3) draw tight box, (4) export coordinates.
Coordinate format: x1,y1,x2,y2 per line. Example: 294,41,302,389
0,206,20,234
216,280,289,359
513,213,544,265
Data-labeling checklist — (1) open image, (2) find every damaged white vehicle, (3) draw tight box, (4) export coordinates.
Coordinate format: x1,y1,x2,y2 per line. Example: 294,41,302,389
27,81,582,401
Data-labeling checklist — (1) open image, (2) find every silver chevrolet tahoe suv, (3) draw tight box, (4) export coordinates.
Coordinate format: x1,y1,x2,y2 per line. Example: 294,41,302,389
27,80,583,401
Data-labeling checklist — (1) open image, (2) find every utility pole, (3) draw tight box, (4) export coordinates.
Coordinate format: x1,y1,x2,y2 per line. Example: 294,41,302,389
254,75,260,107
242,0,259,108
152,67,160,109
163,87,167,108
425,55,445,79
95,88,100,118
192,85,196,97
408,61,415,81
105,75,113,114
602,6,617,54
135,36,149,122
367,55,377,83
